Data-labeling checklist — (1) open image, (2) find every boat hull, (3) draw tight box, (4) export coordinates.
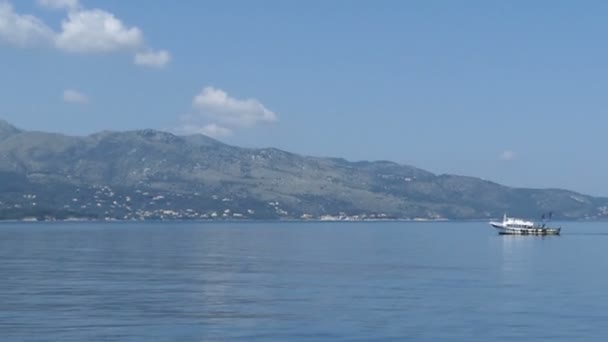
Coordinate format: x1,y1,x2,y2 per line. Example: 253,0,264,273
490,222,561,235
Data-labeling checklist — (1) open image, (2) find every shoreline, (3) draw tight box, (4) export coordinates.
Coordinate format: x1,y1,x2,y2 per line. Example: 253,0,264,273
0,217,602,224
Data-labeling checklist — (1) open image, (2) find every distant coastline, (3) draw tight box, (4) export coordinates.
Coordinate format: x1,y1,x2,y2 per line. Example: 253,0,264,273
2,119,608,222
0,216,599,224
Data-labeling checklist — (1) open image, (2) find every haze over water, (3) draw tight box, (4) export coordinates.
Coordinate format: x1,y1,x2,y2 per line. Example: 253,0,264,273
1,221,607,341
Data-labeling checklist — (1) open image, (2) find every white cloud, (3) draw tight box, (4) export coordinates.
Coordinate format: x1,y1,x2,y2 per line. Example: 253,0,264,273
63,89,88,104
500,150,516,161
174,117,234,138
179,123,233,138
37,0,80,11
1,1,169,67
193,87,278,127
134,49,171,68
199,124,233,137
176,87,278,137
55,9,143,53
0,1,55,47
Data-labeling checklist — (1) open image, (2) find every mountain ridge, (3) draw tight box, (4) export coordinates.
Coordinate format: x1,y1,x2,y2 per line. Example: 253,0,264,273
0,119,606,221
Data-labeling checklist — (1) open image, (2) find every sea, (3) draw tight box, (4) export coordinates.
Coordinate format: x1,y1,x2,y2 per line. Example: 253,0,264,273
1,221,607,341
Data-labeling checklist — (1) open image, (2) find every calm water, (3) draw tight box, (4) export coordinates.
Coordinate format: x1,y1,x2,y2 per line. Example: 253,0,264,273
1,221,608,341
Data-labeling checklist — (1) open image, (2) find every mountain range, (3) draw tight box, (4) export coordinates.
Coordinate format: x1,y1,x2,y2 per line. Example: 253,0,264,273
1,119,606,221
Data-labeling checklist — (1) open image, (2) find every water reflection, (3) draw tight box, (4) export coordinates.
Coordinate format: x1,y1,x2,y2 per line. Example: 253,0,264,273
498,234,539,282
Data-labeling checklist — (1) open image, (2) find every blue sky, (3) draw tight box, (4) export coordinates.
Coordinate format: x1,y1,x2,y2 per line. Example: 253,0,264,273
1,0,607,196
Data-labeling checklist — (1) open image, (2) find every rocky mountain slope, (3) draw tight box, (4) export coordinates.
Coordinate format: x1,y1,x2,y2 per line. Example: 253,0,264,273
0,119,606,221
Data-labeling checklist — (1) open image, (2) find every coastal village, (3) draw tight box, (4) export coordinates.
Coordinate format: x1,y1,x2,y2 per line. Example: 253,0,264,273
1,185,397,222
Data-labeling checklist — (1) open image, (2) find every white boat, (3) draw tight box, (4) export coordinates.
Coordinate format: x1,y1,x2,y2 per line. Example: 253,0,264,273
489,214,561,235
